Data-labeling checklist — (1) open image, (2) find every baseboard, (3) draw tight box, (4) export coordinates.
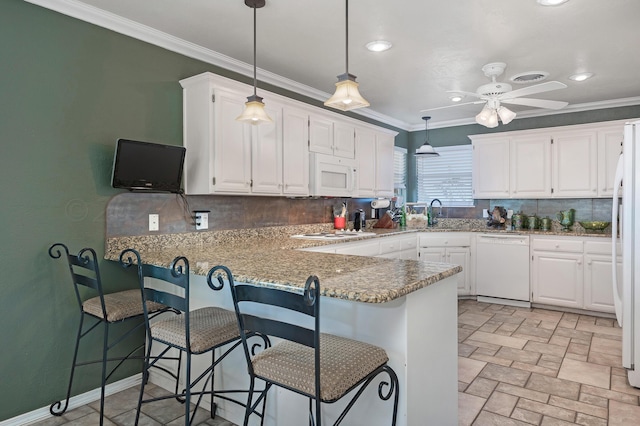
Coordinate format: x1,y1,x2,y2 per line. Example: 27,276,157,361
1,374,142,426
477,295,531,308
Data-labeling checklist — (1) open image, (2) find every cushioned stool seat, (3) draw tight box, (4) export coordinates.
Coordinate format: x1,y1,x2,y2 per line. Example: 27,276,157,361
83,289,166,322
150,306,239,354
252,333,388,402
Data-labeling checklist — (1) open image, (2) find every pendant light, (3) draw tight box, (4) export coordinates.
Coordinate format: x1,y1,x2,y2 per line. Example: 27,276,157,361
324,0,370,111
236,0,273,125
415,116,439,157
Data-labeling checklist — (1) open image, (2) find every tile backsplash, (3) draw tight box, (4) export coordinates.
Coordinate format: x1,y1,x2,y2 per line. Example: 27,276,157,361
106,193,614,237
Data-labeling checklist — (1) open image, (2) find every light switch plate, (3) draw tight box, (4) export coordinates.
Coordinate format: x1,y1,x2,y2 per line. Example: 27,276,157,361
149,214,159,231
482,209,488,218
507,209,514,219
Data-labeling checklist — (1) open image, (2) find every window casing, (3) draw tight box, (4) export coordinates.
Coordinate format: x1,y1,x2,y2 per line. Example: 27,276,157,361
416,145,474,207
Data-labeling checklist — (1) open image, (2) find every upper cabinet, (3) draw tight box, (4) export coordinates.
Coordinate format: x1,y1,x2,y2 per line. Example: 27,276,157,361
470,120,627,199
180,72,395,197
354,128,395,198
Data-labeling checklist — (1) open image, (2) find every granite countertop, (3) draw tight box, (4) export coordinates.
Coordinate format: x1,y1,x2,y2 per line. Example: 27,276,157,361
105,220,611,304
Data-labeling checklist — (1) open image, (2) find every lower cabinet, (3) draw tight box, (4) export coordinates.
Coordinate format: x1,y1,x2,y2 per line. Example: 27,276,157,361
531,236,619,313
418,233,472,296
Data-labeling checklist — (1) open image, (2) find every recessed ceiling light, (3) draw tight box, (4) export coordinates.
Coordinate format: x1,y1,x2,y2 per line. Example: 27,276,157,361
365,40,392,52
569,72,594,82
537,0,569,6
449,95,464,102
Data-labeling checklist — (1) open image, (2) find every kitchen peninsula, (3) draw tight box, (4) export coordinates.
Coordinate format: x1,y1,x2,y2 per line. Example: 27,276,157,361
105,225,461,426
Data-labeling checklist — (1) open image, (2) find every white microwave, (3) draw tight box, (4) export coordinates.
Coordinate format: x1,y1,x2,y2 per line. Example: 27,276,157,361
309,153,357,197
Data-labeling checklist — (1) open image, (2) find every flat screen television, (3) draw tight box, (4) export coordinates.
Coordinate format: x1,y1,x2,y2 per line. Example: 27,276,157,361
111,139,186,193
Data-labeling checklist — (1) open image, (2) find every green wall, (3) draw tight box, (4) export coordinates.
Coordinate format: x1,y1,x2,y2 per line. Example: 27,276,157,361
0,1,404,420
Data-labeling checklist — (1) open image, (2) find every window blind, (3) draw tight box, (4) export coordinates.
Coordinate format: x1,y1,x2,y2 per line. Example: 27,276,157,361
394,147,407,189
416,145,474,207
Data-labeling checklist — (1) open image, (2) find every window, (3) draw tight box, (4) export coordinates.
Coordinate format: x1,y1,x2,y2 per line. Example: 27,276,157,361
416,145,474,207
393,146,407,201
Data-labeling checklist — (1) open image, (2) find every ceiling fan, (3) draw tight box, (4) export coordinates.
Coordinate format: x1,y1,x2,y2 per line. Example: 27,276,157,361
421,62,569,127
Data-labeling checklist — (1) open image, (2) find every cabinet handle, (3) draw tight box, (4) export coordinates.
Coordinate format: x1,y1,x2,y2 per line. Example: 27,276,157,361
577,260,582,266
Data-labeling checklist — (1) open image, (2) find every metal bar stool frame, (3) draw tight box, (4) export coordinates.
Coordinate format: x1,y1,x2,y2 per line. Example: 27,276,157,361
48,243,177,425
228,274,400,426
120,250,270,426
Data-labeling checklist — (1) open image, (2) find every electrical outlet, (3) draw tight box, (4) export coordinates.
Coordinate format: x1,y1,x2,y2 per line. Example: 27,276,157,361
482,209,488,218
149,214,159,231
507,209,514,219
195,211,209,230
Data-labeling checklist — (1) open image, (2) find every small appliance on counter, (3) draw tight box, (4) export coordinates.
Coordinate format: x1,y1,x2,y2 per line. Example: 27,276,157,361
486,206,507,228
353,209,366,231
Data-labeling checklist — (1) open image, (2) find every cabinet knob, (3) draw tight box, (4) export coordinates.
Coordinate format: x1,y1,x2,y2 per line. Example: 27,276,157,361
577,260,582,266
555,244,560,248
587,260,592,265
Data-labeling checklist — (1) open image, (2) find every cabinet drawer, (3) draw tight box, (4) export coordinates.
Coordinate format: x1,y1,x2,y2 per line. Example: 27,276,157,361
419,233,471,247
585,240,621,255
379,236,416,254
532,238,583,253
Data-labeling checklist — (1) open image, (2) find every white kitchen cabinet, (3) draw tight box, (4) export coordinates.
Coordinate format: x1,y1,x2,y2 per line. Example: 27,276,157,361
551,129,598,197
334,239,380,256
309,115,355,159
334,121,356,159
472,137,510,198
355,128,395,198
375,133,395,197
378,235,417,260
532,251,584,309
251,102,284,194
510,135,552,198
530,236,619,313
181,78,253,194
597,126,624,197
355,127,377,197
282,106,310,196
419,233,471,296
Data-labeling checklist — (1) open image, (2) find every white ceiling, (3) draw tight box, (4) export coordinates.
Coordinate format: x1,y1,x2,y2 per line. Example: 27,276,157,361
30,0,640,130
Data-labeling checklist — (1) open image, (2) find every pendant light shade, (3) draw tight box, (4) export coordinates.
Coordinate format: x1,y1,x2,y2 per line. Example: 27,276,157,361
415,116,439,157
237,0,272,125
324,0,370,111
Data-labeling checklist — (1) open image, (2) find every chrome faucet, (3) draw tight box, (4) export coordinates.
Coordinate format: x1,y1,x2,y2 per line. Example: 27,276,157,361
428,199,443,226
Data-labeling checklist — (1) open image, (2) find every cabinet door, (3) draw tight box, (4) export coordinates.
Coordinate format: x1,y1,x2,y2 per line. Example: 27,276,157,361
419,247,446,263
584,254,619,313
355,127,377,197
552,130,598,197
597,127,623,197
335,240,380,256
510,135,552,198
309,114,333,155
282,107,310,196
532,251,583,308
213,91,252,193
446,247,471,296
251,103,283,194
375,133,395,197
472,137,510,198
334,121,356,159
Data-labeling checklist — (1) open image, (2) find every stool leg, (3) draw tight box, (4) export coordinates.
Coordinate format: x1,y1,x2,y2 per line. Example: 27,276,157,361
210,350,217,418
135,338,153,426
185,352,191,426
50,314,84,416
98,320,109,426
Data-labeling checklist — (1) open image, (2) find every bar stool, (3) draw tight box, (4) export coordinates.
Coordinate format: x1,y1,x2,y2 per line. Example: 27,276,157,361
120,249,268,426
225,272,400,426
48,243,173,425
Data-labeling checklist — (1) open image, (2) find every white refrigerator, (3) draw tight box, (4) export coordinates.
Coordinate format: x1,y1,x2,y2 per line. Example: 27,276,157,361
612,119,640,388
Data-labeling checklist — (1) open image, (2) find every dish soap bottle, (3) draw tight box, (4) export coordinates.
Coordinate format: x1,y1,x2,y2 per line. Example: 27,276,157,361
400,206,407,228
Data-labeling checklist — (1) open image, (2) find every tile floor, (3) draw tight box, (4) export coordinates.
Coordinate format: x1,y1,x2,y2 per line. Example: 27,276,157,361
29,384,236,426
28,299,640,425
458,299,640,425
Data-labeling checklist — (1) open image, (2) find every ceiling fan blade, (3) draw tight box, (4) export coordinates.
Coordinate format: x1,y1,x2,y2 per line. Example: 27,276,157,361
445,90,484,99
502,97,569,110
500,81,567,100
420,100,485,112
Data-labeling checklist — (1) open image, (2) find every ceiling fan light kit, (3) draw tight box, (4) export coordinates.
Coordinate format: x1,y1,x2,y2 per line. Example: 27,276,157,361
236,0,273,125
415,116,440,156
422,61,568,127
537,0,570,6
324,0,370,111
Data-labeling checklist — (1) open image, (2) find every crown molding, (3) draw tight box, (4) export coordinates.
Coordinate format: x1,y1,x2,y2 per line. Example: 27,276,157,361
24,0,411,131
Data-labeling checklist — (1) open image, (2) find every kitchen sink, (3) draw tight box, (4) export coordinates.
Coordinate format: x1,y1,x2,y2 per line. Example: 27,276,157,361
291,231,376,240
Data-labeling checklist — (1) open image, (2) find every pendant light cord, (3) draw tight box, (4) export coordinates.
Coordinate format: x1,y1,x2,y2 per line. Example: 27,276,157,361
253,5,257,97
345,0,349,75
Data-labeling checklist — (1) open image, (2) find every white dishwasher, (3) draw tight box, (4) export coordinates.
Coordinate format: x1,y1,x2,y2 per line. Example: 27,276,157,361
475,233,530,305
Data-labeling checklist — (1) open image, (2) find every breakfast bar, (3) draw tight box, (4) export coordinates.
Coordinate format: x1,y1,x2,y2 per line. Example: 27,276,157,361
106,226,461,426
